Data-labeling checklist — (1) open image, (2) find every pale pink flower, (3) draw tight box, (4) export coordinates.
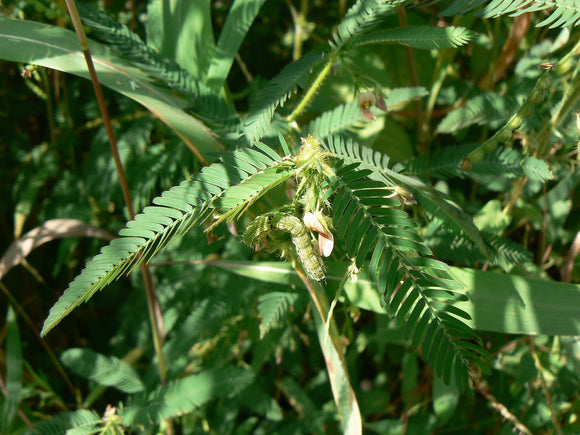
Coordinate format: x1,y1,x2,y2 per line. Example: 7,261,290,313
358,91,377,122
304,211,334,257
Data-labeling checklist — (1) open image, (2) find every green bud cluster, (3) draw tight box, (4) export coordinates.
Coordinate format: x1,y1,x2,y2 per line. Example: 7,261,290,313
463,71,553,169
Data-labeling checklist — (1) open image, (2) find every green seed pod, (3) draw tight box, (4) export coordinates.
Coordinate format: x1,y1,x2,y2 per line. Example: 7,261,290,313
520,101,534,118
507,114,523,130
277,215,326,282
538,73,553,91
529,89,545,105
556,58,572,76
483,138,498,153
467,147,485,163
497,126,513,143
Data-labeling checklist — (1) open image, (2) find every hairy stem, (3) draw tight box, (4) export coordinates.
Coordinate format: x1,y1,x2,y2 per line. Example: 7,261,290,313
287,53,336,122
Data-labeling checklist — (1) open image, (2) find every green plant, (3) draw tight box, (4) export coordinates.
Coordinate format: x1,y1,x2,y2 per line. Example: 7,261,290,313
2,0,580,434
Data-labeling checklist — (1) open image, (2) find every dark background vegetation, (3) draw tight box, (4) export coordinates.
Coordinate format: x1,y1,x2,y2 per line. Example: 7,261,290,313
1,0,580,434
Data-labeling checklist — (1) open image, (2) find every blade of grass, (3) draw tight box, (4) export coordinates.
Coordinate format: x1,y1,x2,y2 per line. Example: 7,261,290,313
0,17,222,163
1,306,23,433
195,260,580,336
291,261,362,435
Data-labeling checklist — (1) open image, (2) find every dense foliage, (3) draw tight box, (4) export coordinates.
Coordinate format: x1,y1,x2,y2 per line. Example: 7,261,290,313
1,0,580,433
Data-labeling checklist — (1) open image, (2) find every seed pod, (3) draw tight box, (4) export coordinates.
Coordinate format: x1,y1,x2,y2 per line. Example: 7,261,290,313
497,126,513,143
538,73,553,91
556,59,572,76
467,147,485,163
277,215,326,282
520,101,534,118
483,138,498,153
507,114,522,130
529,89,545,105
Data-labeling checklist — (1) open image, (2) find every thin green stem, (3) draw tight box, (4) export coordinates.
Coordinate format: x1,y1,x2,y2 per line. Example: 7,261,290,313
531,41,580,161
288,0,310,61
548,39,580,131
63,0,167,387
287,54,336,122
397,7,423,145
424,59,449,143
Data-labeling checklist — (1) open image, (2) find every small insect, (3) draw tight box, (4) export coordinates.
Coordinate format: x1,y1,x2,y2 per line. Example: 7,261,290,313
539,62,555,70
276,215,326,282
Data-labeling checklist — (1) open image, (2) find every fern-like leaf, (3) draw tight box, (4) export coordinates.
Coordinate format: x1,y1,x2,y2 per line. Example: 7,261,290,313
79,4,241,132
23,410,101,435
121,367,254,425
60,348,144,393
406,143,552,185
257,291,301,338
440,0,580,28
307,102,364,139
41,143,289,336
326,164,488,390
438,0,487,16
436,92,515,134
468,147,553,186
330,0,413,50
353,25,476,49
428,228,532,272
386,86,429,107
322,135,488,255
243,48,327,145
405,144,473,179
205,0,267,91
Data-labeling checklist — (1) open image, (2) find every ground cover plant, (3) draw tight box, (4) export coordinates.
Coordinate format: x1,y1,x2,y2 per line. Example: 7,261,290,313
1,0,580,433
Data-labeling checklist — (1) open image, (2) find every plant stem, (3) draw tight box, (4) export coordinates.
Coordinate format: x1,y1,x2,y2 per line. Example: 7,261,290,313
63,0,167,386
287,53,336,122
288,0,310,61
424,57,449,143
293,262,362,435
397,7,423,145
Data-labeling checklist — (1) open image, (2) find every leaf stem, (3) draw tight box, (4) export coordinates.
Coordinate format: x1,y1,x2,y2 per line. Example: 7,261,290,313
287,0,310,61
397,7,424,145
287,53,336,122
